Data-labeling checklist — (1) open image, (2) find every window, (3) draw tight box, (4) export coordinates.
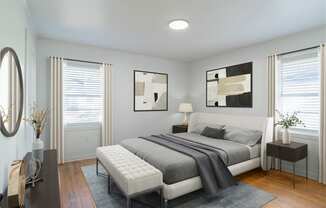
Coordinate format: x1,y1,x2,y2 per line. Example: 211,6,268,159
63,61,103,125
278,48,320,132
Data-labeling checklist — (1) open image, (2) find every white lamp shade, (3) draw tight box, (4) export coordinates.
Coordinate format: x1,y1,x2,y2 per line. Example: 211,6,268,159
178,103,193,113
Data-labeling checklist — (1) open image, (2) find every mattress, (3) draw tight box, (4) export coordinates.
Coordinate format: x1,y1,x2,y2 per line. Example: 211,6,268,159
120,133,259,184
248,143,261,159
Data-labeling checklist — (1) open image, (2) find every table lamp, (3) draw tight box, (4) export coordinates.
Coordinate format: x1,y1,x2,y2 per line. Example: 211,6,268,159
178,103,193,125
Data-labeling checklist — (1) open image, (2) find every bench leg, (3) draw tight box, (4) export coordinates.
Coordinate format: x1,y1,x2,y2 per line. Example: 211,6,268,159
164,199,168,208
108,175,112,194
126,197,131,208
96,159,99,176
160,188,164,208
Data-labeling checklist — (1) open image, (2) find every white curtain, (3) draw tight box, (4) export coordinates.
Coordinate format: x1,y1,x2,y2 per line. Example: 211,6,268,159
319,44,326,184
50,57,64,164
267,54,279,169
268,54,279,140
101,64,112,146
268,55,277,118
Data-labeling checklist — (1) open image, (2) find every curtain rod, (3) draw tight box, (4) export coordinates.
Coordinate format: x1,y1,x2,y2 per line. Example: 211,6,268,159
277,45,320,57
49,56,111,66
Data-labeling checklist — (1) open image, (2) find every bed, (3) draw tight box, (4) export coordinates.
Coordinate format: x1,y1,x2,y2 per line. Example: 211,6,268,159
120,113,273,203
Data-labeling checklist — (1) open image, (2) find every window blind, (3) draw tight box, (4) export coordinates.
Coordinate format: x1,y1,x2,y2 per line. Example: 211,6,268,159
278,48,320,131
63,61,103,125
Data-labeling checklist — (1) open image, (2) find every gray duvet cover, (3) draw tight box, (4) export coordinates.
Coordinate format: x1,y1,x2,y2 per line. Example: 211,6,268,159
120,133,250,185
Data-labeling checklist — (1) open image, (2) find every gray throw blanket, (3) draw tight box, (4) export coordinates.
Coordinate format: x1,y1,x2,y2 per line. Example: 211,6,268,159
140,134,237,197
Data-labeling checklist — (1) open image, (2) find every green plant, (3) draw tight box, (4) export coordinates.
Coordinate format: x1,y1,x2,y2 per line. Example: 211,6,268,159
275,110,305,129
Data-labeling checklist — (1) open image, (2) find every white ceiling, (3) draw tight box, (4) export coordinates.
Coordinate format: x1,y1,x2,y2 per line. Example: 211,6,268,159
27,0,326,61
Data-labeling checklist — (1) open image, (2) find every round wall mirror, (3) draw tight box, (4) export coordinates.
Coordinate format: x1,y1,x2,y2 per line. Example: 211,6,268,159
0,47,24,137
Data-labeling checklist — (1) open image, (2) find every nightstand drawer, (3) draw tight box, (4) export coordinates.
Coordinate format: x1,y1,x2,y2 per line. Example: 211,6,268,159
267,141,308,162
279,145,307,162
172,125,188,133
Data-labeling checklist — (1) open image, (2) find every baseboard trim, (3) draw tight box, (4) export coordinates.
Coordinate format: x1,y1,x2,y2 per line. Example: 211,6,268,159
64,155,96,163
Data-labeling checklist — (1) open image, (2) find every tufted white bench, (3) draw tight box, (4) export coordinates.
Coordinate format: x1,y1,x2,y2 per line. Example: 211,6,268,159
96,145,163,208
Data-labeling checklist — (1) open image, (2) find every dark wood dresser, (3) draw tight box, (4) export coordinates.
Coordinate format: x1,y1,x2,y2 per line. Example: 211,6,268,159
1,150,60,208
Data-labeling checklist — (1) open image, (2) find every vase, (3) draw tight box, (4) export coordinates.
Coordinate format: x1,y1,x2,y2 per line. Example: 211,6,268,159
282,128,290,144
32,138,44,163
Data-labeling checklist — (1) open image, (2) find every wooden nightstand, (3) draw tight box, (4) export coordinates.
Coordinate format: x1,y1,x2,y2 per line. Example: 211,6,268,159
266,141,308,188
172,125,188,133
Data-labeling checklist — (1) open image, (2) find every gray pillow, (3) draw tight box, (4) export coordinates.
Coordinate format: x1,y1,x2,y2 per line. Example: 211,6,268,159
200,127,225,139
224,126,262,146
190,122,225,134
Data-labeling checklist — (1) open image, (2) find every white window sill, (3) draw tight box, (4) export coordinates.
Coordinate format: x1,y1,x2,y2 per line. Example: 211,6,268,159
277,128,319,140
288,129,319,140
64,122,102,130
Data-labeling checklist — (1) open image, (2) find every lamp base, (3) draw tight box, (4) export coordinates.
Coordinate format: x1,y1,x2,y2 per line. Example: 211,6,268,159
182,113,188,126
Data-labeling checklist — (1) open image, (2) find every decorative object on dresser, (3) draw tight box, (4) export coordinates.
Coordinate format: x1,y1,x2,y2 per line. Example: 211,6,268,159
25,159,42,188
206,62,252,107
0,47,24,137
25,105,48,162
134,70,168,111
178,103,193,125
7,159,28,208
266,141,308,188
1,150,60,208
275,110,304,144
172,124,188,133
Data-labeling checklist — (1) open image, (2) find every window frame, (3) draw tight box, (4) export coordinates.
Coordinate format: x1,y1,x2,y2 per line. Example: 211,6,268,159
276,48,321,135
62,60,103,126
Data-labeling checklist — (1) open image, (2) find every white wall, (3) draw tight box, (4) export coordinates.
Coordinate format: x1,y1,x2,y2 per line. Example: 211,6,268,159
0,0,37,193
36,38,189,151
64,124,101,162
188,26,326,179
188,26,326,116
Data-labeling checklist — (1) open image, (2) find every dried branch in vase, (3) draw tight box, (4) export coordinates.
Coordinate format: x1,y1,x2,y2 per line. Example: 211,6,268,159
25,105,48,139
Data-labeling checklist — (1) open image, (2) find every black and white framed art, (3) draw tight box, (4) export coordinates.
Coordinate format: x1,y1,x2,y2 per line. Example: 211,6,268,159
206,62,253,108
134,70,168,111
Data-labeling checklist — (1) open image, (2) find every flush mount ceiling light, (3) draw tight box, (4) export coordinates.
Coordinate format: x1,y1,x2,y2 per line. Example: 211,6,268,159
169,20,189,30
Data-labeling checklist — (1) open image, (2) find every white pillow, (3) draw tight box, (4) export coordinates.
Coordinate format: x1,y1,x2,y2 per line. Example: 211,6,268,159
190,122,224,134
224,125,262,146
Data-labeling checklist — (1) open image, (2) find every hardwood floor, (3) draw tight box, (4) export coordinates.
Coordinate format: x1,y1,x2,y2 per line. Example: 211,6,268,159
59,159,326,208
238,169,326,208
59,159,96,208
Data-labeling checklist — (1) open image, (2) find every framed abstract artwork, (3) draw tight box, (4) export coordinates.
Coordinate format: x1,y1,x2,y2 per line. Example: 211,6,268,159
206,62,253,108
134,70,168,111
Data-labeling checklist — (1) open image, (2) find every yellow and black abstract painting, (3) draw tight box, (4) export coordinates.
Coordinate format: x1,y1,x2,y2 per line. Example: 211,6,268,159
206,62,252,107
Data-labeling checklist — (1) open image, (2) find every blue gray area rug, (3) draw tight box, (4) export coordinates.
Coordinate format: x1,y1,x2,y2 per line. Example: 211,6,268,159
82,165,275,208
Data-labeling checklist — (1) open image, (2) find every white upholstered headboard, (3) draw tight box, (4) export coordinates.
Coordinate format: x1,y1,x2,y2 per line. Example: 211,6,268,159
188,113,273,170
